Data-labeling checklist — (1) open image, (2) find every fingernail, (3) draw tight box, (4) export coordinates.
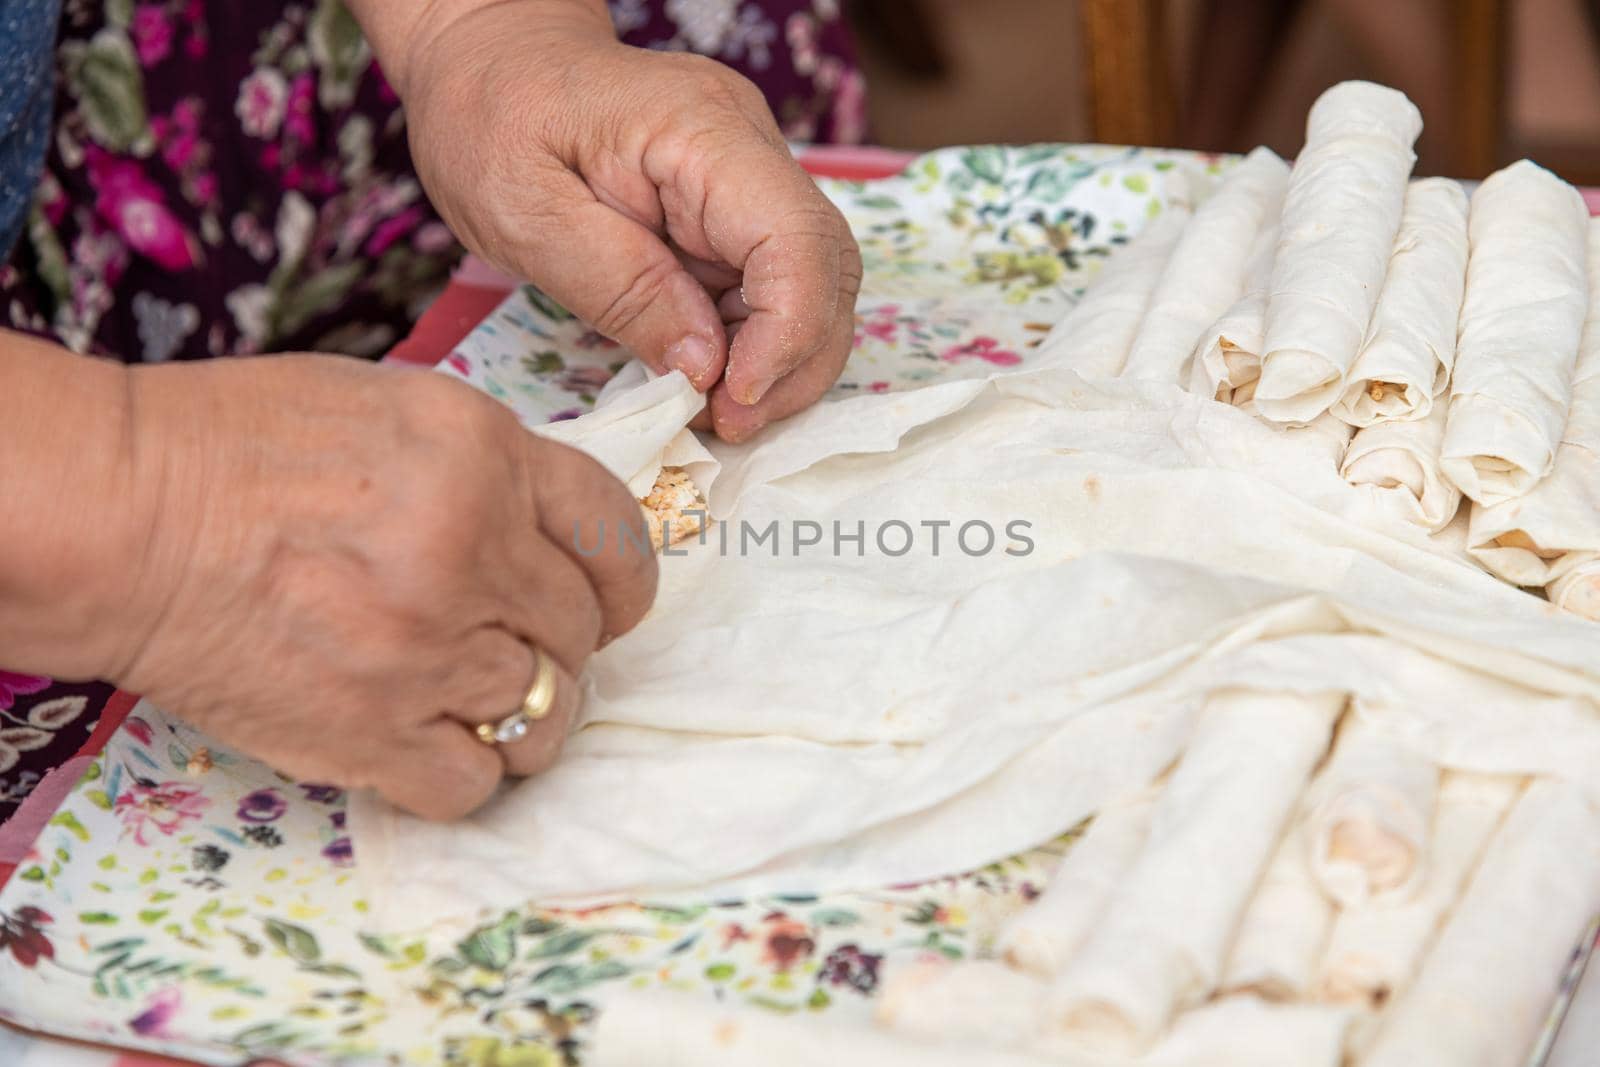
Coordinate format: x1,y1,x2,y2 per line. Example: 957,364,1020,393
665,335,715,385
740,373,778,406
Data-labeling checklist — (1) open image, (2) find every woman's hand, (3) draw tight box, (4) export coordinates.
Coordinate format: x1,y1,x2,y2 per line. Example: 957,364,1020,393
351,0,863,442
100,355,657,820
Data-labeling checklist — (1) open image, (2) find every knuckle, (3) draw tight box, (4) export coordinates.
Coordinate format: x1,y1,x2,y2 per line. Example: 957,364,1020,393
590,254,680,340
671,53,753,108
566,592,606,657
400,370,513,442
715,69,769,117
840,238,865,296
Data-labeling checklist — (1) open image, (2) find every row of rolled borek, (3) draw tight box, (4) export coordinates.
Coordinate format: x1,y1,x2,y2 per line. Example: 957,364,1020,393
1034,80,1600,622
583,689,1599,1067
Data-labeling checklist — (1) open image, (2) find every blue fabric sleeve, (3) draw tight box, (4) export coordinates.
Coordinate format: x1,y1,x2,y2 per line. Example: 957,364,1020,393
0,0,61,261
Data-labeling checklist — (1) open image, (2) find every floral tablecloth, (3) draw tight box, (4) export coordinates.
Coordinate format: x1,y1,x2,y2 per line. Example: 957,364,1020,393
1,143,1595,1067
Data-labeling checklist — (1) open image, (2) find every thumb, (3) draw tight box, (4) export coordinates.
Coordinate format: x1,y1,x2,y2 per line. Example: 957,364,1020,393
508,166,727,389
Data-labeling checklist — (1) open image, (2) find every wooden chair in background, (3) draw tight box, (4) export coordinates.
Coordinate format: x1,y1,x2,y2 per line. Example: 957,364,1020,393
1078,0,1176,148
854,0,1599,183
1088,0,1593,184
1452,0,1510,181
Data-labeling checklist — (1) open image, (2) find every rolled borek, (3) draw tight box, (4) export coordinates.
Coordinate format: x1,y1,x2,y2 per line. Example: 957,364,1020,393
1361,779,1600,1067
1189,223,1278,402
1341,402,1462,532
995,787,1158,978
1044,689,1344,1054
1315,772,1519,1015
588,990,1060,1067
1237,381,1357,470
1467,219,1600,591
1218,823,1332,1002
1121,147,1290,386
875,958,1048,1048
1035,205,1194,378
875,959,1355,1067
1441,160,1590,506
592,986,1347,1067
1548,554,1600,621
1304,712,1440,907
1334,178,1469,426
1256,81,1422,424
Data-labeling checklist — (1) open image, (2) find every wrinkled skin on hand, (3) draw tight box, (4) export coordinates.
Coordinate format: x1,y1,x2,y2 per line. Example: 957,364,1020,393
109,356,657,820
397,4,863,442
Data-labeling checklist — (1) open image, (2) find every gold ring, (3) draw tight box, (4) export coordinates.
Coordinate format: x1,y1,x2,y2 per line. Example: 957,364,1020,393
476,648,557,745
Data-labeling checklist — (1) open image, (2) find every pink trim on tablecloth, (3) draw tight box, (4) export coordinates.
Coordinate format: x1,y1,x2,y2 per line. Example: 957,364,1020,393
0,691,138,886
380,281,511,367
451,257,521,290
1586,188,1600,215
0,756,94,864
794,144,915,181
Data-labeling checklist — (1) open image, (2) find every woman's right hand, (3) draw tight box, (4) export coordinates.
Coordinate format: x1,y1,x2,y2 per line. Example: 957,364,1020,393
101,354,658,819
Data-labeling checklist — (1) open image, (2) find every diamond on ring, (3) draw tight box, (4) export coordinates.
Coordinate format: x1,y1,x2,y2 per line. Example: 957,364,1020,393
476,647,557,746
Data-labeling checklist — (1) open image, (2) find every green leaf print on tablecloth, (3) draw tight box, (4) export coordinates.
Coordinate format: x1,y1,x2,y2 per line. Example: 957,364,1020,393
0,699,1067,1065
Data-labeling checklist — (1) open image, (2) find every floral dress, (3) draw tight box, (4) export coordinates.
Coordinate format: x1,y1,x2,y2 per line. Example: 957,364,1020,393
0,0,866,828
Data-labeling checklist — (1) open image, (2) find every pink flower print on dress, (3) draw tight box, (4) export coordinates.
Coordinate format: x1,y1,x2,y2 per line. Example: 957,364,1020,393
786,13,819,75
191,172,219,206
85,148,200,271
831,68,869,145
940,336,1022,366
283,72,317,145
156,98,206,175
413,221,455,255
235,69,288,140
0,671,49,711
664,0,739,53
373,63,399,105
815,55,843,92
180,0,207,57
131,5,173,65
365,206,425,257
37,172,67,226
115,781,210,845
161,126,199,171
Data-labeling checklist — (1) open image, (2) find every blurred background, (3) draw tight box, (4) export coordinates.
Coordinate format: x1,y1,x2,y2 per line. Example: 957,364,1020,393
846,0,1600,181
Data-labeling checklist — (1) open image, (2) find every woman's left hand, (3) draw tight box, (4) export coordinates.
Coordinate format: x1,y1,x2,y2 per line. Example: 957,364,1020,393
350,0,862,442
